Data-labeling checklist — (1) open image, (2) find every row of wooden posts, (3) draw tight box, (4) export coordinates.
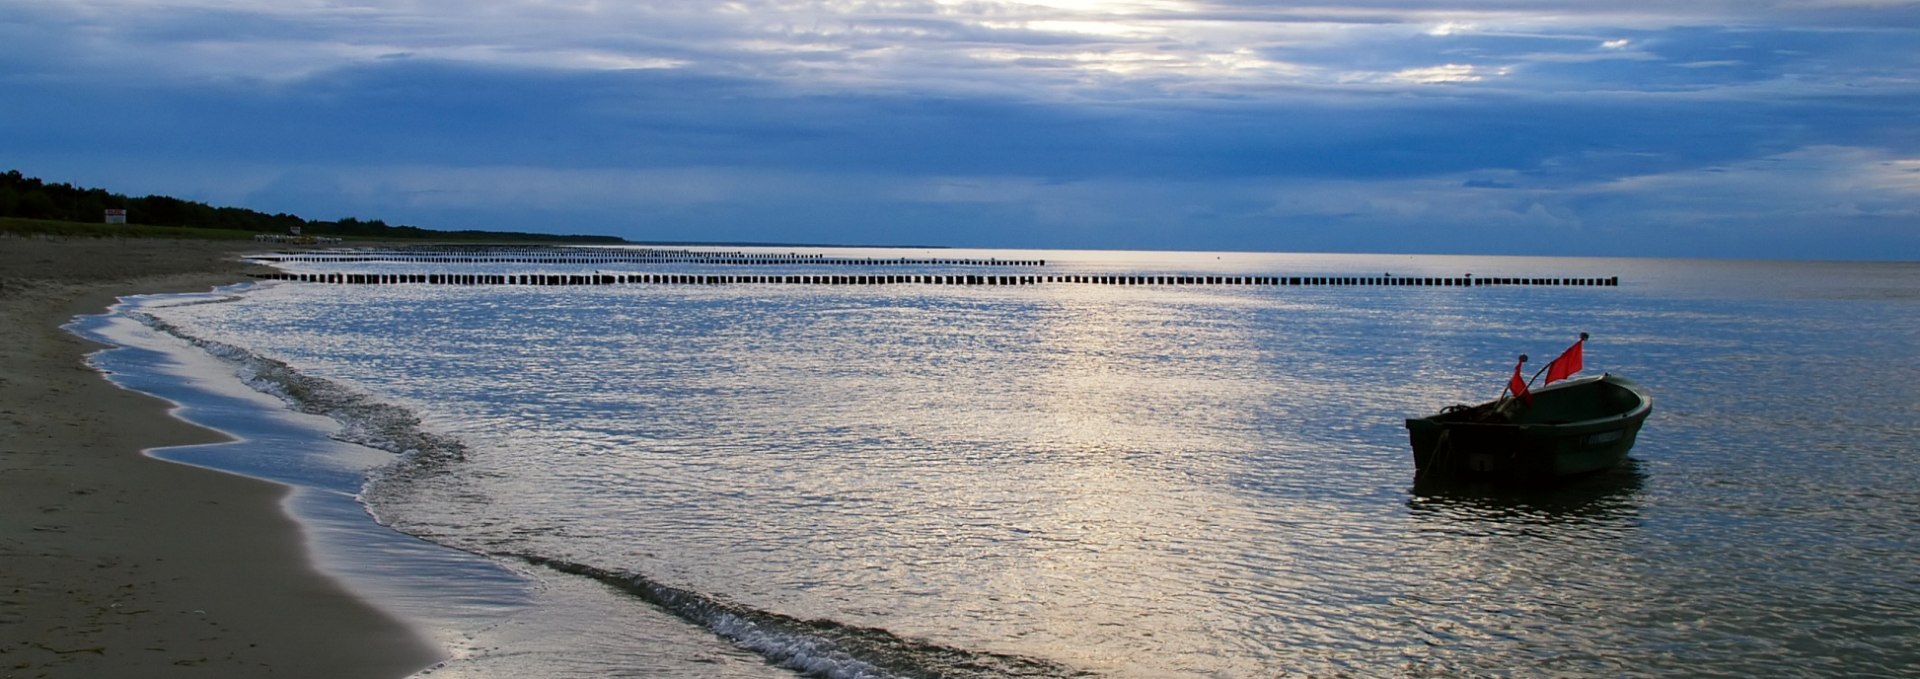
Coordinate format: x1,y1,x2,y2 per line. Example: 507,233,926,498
253,254,1047,267
252,272,1620,287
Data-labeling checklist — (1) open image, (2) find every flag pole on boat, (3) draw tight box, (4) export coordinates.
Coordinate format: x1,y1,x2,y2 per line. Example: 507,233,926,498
1500,354,1532,407
1528,332,1589,389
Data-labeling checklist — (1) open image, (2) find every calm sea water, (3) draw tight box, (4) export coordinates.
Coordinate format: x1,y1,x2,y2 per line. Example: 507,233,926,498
99,249,1920,678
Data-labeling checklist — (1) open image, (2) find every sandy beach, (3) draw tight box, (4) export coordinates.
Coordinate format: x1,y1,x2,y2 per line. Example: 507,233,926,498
1,236,438,678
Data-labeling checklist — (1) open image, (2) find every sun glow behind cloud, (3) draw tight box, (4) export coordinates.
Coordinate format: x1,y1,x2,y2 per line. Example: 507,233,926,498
1385,64,1499,84
1426,21,1478,37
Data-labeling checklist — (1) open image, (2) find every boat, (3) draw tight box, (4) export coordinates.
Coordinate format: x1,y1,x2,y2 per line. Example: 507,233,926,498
1406,373,1652,484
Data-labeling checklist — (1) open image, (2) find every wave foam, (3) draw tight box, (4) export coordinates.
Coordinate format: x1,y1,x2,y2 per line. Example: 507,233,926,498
516,555,1089,679
127,308,468,475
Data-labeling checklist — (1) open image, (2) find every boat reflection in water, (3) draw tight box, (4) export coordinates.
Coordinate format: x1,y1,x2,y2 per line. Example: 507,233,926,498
1406,459,1648,527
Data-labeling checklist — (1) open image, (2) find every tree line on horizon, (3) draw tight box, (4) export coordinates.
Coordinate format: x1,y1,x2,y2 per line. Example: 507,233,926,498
0,169,624,243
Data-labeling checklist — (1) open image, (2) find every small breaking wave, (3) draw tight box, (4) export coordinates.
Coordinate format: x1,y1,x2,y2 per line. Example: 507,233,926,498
514,554,1091,679
126,307,468,474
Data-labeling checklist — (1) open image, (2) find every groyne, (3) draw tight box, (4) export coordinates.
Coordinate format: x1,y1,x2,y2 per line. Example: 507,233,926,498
251,252,1045,267
250,272,1619,287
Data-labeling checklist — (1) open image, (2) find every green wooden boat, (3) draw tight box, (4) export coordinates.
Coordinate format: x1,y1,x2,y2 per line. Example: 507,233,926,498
1406,373,1652,484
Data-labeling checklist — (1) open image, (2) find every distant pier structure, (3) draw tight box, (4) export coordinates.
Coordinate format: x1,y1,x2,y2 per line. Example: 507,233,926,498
252,247,1044,268
247,246,1618,289
251,272,1619,288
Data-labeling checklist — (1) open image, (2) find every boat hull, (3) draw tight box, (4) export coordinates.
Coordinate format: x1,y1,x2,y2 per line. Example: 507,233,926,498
1406,374,1651,484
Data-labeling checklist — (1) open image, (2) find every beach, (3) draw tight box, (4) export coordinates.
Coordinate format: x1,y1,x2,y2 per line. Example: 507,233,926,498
0,236,437,678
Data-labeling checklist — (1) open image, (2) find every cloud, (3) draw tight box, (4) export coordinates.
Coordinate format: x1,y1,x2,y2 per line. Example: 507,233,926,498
1583,146,1920,221
2,0,1918,258
10,0,1906,99
46,142,1895,259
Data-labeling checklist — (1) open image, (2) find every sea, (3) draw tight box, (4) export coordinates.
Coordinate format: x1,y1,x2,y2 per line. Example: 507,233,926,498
71,248,1920,678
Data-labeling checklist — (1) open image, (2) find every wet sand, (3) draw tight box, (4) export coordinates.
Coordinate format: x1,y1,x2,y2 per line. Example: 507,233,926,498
0,235,439,678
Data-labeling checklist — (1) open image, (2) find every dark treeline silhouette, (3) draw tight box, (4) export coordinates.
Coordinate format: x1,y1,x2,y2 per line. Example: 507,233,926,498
0,169,624,243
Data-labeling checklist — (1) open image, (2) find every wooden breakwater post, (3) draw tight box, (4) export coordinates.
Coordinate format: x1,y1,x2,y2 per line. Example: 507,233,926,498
249,272,1620,287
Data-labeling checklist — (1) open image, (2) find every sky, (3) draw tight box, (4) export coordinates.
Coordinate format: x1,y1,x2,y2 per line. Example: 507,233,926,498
3,1,1918,259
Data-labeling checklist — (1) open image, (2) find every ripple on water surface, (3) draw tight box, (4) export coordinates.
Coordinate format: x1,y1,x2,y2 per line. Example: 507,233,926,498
145,252,1920,678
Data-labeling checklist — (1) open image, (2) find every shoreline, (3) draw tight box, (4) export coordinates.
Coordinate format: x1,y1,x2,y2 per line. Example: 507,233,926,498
1,236,439,678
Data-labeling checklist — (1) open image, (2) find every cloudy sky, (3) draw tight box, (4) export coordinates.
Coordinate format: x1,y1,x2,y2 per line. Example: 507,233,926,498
4,1,1917,258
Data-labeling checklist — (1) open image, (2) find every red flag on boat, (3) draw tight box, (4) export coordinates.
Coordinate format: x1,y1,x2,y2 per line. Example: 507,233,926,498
1544,333,1587,385
1507,355,1532,405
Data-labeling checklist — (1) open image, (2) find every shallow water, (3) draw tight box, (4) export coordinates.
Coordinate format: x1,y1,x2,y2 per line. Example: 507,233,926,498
111,249,1920,677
